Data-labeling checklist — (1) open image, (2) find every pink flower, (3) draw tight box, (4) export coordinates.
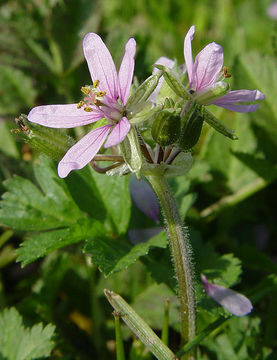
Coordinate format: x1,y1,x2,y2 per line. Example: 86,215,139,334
28,34,136,178
201,274,253,317
184,26,265,112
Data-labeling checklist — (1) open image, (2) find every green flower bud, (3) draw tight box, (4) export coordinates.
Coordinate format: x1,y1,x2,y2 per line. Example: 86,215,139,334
120,128,142,176
151,109,181,146
178,102,204,150
13,114,73,160
126,72,163,111
195,81,230,105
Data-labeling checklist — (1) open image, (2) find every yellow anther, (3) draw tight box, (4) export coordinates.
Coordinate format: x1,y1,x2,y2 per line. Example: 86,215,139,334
81,86,91,95
93,80,100,88
77,101,85,109
96,91,106,97
223,66,231,78
84,107,93,112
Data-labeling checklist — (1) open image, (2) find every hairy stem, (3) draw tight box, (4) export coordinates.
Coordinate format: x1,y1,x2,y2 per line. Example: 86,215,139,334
146,175,196,360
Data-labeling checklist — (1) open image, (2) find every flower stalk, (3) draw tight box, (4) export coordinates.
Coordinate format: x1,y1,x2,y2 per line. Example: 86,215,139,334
145,174,196,360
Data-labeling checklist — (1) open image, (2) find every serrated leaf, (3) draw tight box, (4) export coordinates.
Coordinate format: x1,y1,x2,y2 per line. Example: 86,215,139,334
16,218,102,266
84,230,168,276
0,308,55,360
0,156,83,231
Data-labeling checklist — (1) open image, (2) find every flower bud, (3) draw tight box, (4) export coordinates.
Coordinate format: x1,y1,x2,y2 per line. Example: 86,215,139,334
178,102,204,150
195,81,230,105
151,109,181,146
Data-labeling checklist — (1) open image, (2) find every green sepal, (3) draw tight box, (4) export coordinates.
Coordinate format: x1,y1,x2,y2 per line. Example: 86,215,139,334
129,102,163,125
203,108,238,140
151,109,181,146
14,114,74,160
120,128,143,175
155,64,191,100
126,72,163,110
178,102,204,150
141,152,193,177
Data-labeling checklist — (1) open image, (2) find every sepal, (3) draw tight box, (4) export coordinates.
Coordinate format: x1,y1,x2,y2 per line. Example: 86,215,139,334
178,102,204,150
120,128,143,175
126,72,163,110
203,108,238,140
13,114,74,160
141,152,193,177
151,108,181,146
155,65,191,100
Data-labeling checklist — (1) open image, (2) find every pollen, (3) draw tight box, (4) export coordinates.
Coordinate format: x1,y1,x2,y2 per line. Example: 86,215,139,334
96,91,106,97
84,107,93,112
93,80,100,88
77,101,85,109
81,86,91,95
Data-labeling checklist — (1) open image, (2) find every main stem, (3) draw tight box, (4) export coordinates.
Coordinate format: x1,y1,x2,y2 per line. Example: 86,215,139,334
146,175,196,360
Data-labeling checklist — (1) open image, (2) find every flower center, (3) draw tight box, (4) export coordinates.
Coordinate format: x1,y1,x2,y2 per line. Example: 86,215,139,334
77,80,125,123
77,80,106,112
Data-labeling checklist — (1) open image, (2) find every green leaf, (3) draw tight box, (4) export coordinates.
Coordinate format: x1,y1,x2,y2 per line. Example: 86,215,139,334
84,230,168,276
0,157,83,231
132,283,180,331
0,121,19,158
0,307,55,360
0,66,37,115
233,53,277,143
16,218,102,266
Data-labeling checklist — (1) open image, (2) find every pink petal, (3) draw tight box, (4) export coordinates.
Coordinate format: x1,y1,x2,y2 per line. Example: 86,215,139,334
83,33,118,100
58,124,112,178
28,104,103,128
194,42,224,91
267,2,277,19
149,57,175,104
213,89,265,104
129,176,160,222
201,275,253,317
104,117,131,148
214,103,260,113
184,25,196,88
118,38,136,105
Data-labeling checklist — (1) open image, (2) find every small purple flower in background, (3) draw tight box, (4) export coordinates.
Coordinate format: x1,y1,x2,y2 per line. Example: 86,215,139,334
28,34,136,178
267,2,277,19
184,25,265,112
201,274,253,317
130,176,160,222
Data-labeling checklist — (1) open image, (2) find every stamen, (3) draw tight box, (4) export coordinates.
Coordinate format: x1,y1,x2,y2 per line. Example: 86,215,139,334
81,86,91,95
93,80,100,88
84,107,93,112
96,91,106,97
77,101,85,109
223,66,231,78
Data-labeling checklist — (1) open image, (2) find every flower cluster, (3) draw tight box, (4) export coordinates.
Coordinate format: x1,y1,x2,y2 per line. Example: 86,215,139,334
27,26,265,178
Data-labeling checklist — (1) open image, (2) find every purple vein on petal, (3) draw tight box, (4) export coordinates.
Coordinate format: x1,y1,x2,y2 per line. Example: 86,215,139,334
83,33,118,100
201,275,253,317
184,25,195,88
58,124,112,178
104,117,131,148
28,104,103,128
118,38,136,106
194,42,224,90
